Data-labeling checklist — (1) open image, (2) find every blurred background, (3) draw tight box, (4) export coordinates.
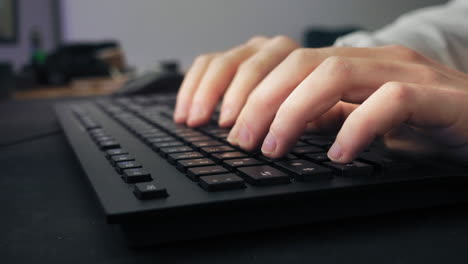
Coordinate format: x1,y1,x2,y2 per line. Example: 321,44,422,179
0,0,446,100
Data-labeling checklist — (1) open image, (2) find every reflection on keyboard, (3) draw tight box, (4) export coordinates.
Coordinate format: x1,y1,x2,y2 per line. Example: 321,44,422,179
56,94,468,246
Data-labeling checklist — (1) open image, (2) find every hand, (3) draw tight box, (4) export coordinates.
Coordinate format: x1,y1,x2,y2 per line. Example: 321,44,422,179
174,35,468,163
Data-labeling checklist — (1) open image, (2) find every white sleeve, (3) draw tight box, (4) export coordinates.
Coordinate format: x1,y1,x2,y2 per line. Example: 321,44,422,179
334,0,468,73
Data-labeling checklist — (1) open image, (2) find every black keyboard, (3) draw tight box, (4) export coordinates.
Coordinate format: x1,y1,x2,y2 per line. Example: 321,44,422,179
55,94,468,247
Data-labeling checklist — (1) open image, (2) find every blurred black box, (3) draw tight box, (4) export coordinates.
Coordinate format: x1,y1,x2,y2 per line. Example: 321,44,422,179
0,62,14,100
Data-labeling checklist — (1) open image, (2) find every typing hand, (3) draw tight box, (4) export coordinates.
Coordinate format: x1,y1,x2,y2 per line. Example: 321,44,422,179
174,36,468,163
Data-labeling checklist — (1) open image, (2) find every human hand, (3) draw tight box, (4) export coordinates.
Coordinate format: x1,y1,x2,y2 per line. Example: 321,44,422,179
174,36,468,163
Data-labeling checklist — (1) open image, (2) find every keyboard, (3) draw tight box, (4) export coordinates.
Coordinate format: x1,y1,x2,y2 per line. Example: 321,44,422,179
55,94,468,247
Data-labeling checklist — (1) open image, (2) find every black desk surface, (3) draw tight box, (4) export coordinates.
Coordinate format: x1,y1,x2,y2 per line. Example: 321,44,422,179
2,98,468,264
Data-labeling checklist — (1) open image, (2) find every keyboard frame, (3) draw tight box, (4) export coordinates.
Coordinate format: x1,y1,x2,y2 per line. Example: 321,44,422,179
55,99,468,246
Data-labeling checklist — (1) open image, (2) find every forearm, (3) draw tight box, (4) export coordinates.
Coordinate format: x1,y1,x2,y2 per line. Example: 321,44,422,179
334,0,468,73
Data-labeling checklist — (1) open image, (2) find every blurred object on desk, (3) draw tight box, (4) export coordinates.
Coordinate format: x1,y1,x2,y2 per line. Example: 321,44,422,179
0,62,15,101
17,41,128,87
13,76,127,100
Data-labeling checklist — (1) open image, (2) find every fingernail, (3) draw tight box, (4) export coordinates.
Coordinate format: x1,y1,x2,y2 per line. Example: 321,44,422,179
261,132,277,155
188,104,205,124
237,122,251,147
226,125,238,145
327,142,343,161
219,107,233,125
174,105,187,123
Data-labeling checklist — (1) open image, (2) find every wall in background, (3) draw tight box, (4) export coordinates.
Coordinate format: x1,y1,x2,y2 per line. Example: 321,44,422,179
64,0,445,71
0,0,57,71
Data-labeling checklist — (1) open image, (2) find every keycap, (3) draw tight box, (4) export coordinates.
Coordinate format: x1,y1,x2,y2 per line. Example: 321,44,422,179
211,151,248,162
258,153,298,163
115,161,142,174
305,138,334,148
167,151,204,164
191,140,224,148
324,161,373,177
159,146,193,157
184,136,212,142
152,141,184,151
122,168,152,183
237,165,290,186
304,152,330,163
187,166,229,181
133,183,168,200
93,136,114,142
147,136,175,143
199,174,246,192
200,146,235,154
110,154,135,165
223,158,264,170
291,146,323,155
98,140,120,150
176,158,216,172
277,159,332,181
105,149,128,159
358,152,411,172
295,141,308,147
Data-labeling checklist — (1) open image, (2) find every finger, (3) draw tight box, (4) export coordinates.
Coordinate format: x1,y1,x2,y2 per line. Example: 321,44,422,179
186,36,269,127
262,55,459,158
218,36,299,127
304,101,357,133
174,53,218,123
328,82,468,162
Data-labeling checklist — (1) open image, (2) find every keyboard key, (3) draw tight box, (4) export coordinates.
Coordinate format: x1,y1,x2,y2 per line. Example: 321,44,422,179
176,158,216,172
159,146,193,157
110,154,135,165
167,151,204,164
212,151,248,162
199,174,246,192
93,136,114,142
98,140,120,150
133,182,168,200
105,149,128,159
200,146,235,154
258,153,298,163
187,166,229,181
147,136,175,143
324,161,373,177
358,152,411,172
291,146,323,155
184,136,212,142
191,140,223,148
276,159,332,181
122,168,152,183
223,158,264,170
115,161,142,174
305,138,334,148
237,165,290,186
152,141,184,151
303,152,330,163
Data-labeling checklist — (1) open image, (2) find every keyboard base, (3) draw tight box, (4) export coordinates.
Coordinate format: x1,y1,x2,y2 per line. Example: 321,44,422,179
121,177,468,246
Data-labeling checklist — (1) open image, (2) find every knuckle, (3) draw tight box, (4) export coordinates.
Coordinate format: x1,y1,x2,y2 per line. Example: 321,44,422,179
211,53,234,68
248,35,269,45
194,54,213,65
320,56,352,76
380,81,413,102
239,57,266,73
388,44,424,62
414,65,441,84
288,48,310,62
270,35,297,47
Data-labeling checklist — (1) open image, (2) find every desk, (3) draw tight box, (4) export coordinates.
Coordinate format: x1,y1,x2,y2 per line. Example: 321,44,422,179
2,98,468,264
13,77,126,100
